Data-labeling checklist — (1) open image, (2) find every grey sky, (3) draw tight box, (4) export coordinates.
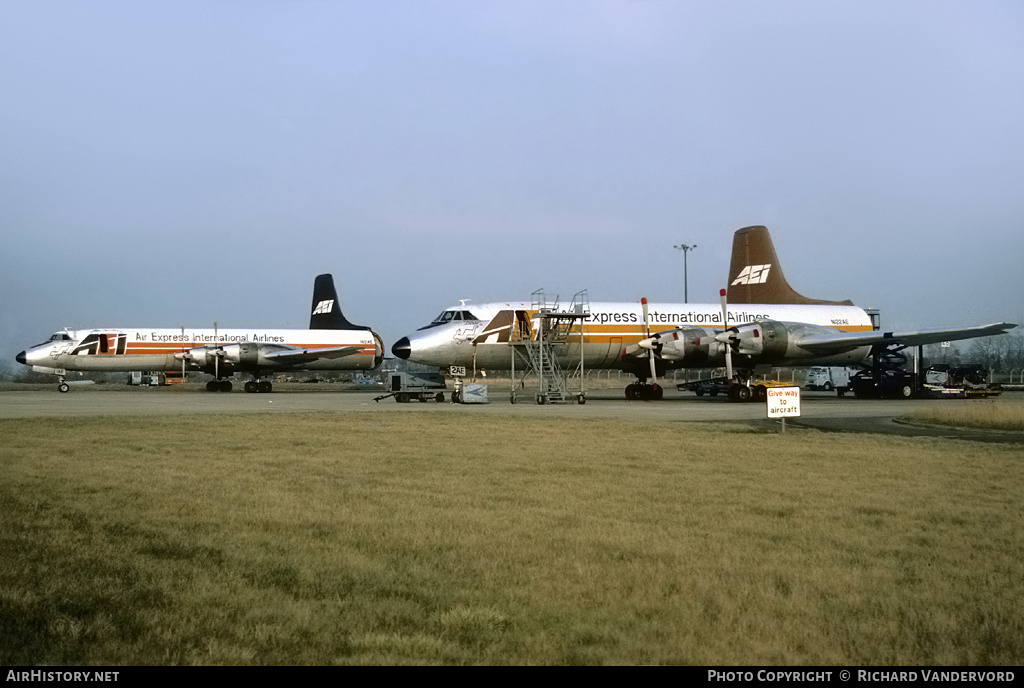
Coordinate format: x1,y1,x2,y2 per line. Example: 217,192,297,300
2,1,1022,362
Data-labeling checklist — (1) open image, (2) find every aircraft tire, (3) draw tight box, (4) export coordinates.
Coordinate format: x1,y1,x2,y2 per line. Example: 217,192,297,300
59,382,70,393
577,394,586,405
258,381,272,393
206,381,218,392
730,385,752,402
245,381,257,393
754,385,767,402
219,380,232,392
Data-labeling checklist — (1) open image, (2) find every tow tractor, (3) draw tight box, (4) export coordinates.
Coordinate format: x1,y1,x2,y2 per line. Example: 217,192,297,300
374,371,447,403
677,376,796,402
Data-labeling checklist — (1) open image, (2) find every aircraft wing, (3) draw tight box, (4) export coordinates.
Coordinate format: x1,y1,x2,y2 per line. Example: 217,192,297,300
795,322,1017,354
263,345,366,365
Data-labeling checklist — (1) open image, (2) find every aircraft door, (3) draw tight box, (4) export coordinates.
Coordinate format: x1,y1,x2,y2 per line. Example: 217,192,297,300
514,311,532,341
604,337,623,367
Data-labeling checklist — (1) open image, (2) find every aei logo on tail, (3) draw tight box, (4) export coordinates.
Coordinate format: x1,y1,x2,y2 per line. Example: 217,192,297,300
312,299,334,315
731,264,772,286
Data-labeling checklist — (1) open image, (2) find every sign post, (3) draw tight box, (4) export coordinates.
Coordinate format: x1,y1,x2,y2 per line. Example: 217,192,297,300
766,386,801,434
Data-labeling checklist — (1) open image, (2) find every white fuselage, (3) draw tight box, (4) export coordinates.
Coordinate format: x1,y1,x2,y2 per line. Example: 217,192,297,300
20,327,380,373
395,301,875,371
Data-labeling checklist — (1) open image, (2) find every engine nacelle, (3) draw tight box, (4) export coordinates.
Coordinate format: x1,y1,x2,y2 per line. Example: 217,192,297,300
177,342,287,374
180,345,221,369
643,319,870,370
179,343,259,373
218,343,260,367
645,320,796,367
646,326,715,365
723,320,791,361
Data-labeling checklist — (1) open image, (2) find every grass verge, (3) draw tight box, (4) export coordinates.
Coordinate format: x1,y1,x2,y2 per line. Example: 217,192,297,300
1,412,1021,665
903,397,1024,431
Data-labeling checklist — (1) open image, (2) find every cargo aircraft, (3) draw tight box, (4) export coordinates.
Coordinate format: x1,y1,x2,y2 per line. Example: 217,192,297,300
392,226,1015,401
16,274,384,392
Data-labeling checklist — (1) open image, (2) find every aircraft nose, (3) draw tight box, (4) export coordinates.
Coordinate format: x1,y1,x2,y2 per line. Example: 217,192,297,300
391,337,411,360
16,350,27,365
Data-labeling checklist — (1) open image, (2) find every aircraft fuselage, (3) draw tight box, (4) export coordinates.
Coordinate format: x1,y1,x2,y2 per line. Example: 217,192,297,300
393,301,875,372
19,328,381,375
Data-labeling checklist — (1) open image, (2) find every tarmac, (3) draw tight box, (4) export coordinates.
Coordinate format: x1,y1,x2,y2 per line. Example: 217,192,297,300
2,384,1022,444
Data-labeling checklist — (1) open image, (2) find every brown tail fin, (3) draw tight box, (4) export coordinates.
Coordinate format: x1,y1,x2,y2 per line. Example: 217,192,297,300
726,225,853,305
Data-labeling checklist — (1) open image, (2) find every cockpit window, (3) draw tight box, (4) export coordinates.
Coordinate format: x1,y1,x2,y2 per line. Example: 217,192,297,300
419,309,480,330
34,332,73,347
431,310,479,324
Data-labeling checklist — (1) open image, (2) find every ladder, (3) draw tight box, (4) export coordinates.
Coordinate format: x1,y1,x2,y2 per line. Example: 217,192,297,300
509,289,589,404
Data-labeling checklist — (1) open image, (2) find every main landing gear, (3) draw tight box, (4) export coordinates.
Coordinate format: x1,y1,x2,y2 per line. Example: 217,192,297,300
244,376,273,393
204,375,273,393
625,381,664,400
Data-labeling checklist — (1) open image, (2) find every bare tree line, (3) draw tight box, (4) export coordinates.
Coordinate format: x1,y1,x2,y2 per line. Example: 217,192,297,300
924,331,1024,374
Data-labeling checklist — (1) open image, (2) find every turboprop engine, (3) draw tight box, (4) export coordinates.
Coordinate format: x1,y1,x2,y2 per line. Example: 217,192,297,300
178,342,270,373
639,320,798,367
636,325,711,364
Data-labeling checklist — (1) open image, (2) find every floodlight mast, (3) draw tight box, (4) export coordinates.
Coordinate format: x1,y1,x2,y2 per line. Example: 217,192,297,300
673,243,697,303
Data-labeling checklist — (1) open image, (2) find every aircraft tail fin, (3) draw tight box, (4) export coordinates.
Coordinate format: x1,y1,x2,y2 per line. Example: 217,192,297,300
726,225,854,305
309,274,370,330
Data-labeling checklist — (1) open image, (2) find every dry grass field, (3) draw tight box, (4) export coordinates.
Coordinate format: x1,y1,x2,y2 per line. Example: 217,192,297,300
1,411,1022,665
904,397,1024,431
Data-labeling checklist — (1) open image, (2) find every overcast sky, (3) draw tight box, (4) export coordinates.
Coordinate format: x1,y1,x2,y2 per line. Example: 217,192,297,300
3,1,1022,362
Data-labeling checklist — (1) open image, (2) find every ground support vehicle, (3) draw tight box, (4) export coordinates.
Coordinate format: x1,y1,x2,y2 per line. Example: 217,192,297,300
850,368,917,399
678,377,794,402
375,372,447,403
804,366,854,396
920,365,1001,399
677,378,728,398
452,382,489,404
